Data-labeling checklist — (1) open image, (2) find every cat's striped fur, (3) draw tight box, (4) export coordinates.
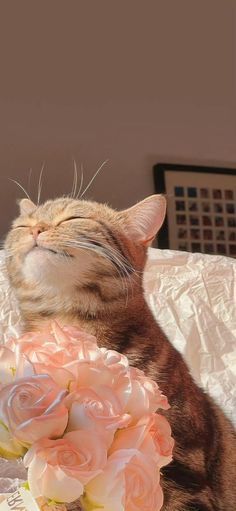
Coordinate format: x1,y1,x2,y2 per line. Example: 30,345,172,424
5,195,236,511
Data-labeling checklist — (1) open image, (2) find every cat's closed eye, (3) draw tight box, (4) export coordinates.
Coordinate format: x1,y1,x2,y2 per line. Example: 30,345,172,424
13,217,85,229
58,216,85,224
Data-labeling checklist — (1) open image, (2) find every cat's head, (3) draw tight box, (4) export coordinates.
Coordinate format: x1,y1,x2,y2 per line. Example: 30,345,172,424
5,195,166,319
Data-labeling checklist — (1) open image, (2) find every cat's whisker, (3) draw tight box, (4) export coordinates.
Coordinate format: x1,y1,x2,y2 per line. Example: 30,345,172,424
87,240,133,277
60,237,133,304
59,234,131,273
8,178,31,200
85,233,136,274
37,163,45,205
102,248,133,300
71,160,78,199
60,236,129,277
79,159,109,199
27,168,33,198
76,163,84,199
61,238,128,290
85,231,143,277
100,249,130,302
92,242,139,302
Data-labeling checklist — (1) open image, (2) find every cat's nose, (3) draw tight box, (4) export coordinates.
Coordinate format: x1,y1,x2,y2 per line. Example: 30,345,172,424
30,224,47,240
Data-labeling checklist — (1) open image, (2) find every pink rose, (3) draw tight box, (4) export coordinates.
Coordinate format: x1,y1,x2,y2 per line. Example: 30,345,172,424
125,367,170,422
0,345,35,458
110,412,174,468
66,344,131,402
82,450,135,511
83,449,163,511
7,322,101,389
7,324,133,409
100,348,131,408
66,385,131,447
100,348,129,374
109,414,156,455
124,451,163,511
0,374,68,445
24,431,107,503
150,413,174,467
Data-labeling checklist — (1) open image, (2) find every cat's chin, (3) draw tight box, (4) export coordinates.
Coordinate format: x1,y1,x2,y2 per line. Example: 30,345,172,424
22,246,93,291
26,246,60,262
23,247,71,285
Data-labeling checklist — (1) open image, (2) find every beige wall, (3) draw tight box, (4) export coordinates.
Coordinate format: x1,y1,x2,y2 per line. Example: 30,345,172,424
0,0,235,237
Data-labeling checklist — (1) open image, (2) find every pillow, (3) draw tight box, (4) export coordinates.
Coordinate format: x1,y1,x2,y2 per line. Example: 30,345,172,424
0,249,235,425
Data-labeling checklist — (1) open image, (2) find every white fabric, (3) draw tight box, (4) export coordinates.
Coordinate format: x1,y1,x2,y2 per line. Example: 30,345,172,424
0,249,235,425
144,248,236,425
0,253,22,343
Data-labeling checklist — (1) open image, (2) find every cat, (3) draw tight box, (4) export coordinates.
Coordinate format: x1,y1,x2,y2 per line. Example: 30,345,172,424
4,194,236,511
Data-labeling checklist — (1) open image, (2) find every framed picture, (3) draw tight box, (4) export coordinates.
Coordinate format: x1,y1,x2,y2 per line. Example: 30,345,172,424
153,163,236,257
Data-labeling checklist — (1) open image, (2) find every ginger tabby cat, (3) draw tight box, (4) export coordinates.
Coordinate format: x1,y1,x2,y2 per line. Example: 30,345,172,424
5,195,236,511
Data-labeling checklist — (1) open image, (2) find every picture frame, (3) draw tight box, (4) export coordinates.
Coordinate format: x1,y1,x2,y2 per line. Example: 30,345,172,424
153,163,236,257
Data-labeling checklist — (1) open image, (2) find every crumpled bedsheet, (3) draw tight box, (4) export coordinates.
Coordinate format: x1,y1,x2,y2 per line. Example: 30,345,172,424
0,248,235,426
144,248,236,425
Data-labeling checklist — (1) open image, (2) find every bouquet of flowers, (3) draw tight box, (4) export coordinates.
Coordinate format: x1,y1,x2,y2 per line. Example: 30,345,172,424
0,322,174,511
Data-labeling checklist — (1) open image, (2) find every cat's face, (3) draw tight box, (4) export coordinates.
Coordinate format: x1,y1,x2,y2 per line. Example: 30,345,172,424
5,195,166,318
6,197,125,290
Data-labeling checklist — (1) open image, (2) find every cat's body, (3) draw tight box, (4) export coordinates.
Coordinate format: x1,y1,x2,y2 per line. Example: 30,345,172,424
5,195,236,511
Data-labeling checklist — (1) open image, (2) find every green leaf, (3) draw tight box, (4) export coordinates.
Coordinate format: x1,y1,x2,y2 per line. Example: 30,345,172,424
21,481,30,491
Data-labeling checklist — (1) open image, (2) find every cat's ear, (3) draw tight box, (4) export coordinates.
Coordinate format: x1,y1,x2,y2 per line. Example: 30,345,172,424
18,199,37,216
121,195,166,246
